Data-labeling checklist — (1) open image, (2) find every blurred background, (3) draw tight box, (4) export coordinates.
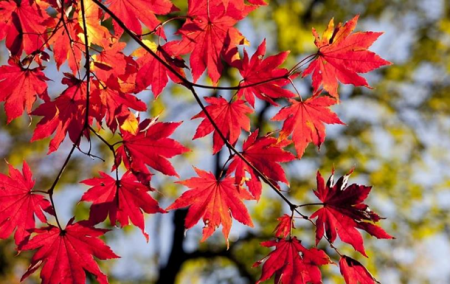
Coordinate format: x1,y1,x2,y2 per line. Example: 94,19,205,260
1,0,449,283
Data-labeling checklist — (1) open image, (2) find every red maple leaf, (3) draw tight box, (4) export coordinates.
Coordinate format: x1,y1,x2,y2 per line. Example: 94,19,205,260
91,37,134,82
303,15,391,99
227,129,295,200
105,0,177,37
253,237,332,284
310,170,393,257
93,76,147,133
193,96,253,154
115,118,189,179
81,171,165,240
172,0,255,83
340,256,380,284
21,219,119,284
166,168,253,246
0,0,52,55
0,162,53,247
31,75,102,153
133,41,186,97
271,94,344,158
274,214,295,238
237,39,295,107
49,12,84,74
0,58,50,123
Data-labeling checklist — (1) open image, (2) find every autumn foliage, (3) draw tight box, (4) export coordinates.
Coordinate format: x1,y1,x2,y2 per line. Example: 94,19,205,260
0,0,393,283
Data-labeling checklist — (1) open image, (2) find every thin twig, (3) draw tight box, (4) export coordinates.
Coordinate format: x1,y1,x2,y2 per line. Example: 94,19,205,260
297,202,323,207
89,126,120,182
138,16,190,36
47,137,82,230
80,0,91,130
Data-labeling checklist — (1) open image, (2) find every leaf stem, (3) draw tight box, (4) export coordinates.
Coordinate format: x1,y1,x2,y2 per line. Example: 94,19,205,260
47,137,81,230
296,202,323,207
89,126,120,182
218,154,234,179
31,190,49,194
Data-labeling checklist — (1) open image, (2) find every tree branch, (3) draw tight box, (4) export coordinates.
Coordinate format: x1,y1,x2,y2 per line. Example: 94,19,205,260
92,0,316,219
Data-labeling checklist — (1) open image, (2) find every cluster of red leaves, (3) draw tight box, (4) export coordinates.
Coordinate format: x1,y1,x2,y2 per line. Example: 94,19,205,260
255,170,392,283
0,0,393,282
254,237,332,284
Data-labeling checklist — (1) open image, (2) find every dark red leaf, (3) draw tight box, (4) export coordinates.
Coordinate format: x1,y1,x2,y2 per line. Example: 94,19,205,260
310,170,394,256
340,255,380,284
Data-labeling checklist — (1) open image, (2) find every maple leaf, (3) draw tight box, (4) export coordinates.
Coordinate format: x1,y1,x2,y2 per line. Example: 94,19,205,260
274,214,295,238
115,118,189,180
49,12,84,74
172,0,255,83
166,168,253,246
31,75,102,153
78,0,109,46
271,94,344,158
91,37,133,82
0,58,50,123
193,96,253,154
310,170,394,257
340,256,380,284
90,39,141,96
81,171,165,240
253,237,332,284
105,0,177,38
303,15,392,99
0,162,53,247
21,219,119,284
237,39,295,107
93,77,147,133
228,129,295,200
133,40,186,97
0,0,52,55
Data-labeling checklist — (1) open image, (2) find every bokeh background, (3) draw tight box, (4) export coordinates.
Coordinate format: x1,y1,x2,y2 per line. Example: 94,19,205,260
1,0,450,283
